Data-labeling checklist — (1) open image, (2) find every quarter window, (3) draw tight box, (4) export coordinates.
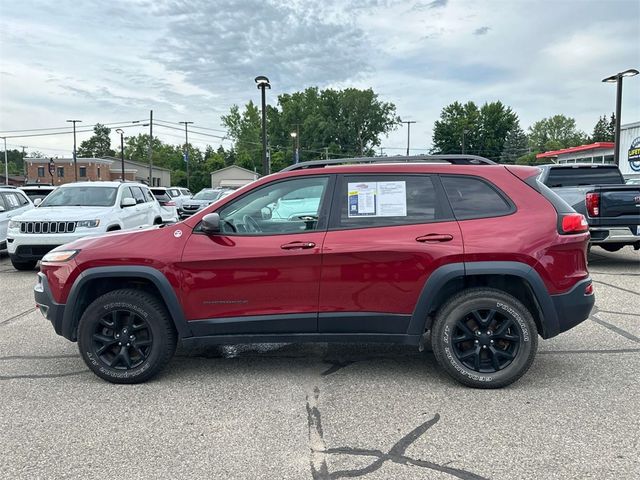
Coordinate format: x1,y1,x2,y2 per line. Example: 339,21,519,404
216,177,329,235
334,175,444,228
441,176,513,219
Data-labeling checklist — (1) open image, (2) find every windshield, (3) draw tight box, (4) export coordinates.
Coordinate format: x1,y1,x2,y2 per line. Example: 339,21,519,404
40,186,117,207
193,190,223,201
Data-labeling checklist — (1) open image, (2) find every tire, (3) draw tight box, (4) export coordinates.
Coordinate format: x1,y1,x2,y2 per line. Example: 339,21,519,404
431,288,538,389
77,289,177,384
599,244,624,252
11,258,37,271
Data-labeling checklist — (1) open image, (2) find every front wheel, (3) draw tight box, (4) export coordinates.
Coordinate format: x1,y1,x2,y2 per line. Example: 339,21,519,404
431,288,538,389
77,289,177,384
11,258,37,271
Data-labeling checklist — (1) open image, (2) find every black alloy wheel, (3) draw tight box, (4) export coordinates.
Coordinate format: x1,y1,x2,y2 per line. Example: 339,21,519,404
450,308,521,374
91,310,153,370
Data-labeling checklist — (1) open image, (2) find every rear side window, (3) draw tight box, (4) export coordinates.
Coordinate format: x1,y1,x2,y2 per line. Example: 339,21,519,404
152,190,171,202
333,175,448,229
543,167,623,187
441,176,513,220
2,192,21,210
168,189,180,197
16,192,30,205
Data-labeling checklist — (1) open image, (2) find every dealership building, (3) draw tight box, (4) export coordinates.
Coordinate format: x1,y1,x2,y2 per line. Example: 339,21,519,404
536,121,640,179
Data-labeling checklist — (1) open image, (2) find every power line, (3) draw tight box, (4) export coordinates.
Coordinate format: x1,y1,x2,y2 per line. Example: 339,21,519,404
1,123,148,139
0,119,147,135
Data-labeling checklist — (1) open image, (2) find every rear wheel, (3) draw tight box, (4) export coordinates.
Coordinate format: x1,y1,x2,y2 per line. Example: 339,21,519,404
11,258,37,271
431,288,538,388
77,289,177,384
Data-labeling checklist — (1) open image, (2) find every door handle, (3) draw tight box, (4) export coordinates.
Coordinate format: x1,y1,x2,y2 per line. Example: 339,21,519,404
281,241,316,250
416,234,453,243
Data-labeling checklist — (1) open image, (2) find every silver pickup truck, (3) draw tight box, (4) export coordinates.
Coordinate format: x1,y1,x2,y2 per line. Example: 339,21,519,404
537,164,640,252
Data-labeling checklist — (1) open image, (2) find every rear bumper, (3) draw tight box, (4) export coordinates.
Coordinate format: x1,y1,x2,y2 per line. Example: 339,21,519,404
549,278,595,336
589,226,640,245
34,273,66,338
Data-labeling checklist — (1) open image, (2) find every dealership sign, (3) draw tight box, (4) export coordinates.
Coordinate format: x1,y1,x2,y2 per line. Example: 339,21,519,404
629,136,640,172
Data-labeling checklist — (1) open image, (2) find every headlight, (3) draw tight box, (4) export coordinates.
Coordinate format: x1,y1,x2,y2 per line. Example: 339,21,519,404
41,249,80,263
76,219,100,228
8,220,20,230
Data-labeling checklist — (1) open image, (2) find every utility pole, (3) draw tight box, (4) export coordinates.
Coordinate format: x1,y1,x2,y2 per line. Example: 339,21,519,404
66,119,82,181
379,146,385,156
2,137,7,185
254,76,271,175
179,121,193,189
20,146,27,179
401,120,416,156
147,110,153,185
324,147,329,160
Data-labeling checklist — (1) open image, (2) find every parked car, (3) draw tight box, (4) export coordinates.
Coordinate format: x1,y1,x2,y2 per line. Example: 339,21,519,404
178,188,232,219
166,187,192,210
538,164,640,251
7,181,164,270
150,188,179,223
18,184,57,204
0,187,33,250
34,155,595,387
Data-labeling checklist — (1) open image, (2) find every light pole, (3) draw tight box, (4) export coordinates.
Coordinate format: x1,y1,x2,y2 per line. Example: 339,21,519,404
66,119,82,181
115,129,125,180
255,75,271,174
179,121,193,189
2,137,7,185
401,120,416,156
602,68,639,166
290,131,299,164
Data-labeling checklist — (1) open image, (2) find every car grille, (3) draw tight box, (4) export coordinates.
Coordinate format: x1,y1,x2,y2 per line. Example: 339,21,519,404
20,221,76,234
182,204,201,211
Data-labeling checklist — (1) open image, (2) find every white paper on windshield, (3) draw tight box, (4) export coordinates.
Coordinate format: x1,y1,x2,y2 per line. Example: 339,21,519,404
376,181,407,217
347,181,407,217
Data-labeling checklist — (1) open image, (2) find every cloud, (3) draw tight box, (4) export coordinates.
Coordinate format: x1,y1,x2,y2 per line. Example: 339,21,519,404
473,26,490,36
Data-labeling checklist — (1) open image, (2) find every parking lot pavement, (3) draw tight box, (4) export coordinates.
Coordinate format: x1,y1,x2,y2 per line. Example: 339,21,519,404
0,248,638,480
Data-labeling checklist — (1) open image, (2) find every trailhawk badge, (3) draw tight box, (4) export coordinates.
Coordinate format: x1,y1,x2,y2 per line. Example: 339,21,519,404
173,230,183,238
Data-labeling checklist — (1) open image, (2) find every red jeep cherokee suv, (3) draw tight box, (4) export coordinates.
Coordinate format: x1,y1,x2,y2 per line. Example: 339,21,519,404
34,156,594,388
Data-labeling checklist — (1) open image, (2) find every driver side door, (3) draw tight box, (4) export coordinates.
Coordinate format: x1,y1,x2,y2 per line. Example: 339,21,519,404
179,175,334,336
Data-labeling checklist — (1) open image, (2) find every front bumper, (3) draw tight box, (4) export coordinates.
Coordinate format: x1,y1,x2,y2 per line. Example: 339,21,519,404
7,230,103,259
549,278,595,336
34,273,66,337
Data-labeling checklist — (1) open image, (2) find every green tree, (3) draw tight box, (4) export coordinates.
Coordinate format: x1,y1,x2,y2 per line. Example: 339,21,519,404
77,123,115,157
528,115,588,153
222,87,400,172
592,113,615,142
431,101,518,162
500,123,529,164
1,149,23,175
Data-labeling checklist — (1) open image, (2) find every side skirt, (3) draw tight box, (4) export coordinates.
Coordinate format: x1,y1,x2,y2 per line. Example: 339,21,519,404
181,333,421,348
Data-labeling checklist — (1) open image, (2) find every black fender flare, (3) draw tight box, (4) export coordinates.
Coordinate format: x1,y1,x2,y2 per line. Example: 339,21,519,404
62,266,192,341
408,261,559,338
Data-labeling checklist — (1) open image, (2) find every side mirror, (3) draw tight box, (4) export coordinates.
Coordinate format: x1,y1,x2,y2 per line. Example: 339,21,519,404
0,205,5,212
201,213,221,234
121,197,137,208
261,206,272,220
33,198,42,206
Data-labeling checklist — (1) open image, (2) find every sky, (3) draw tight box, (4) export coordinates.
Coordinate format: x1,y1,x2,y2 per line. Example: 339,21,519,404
0,0,639,158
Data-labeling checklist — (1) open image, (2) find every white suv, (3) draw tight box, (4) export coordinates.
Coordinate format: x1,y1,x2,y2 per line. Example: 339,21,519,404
1,187,34,251
166,187,192,209
7,181,163,270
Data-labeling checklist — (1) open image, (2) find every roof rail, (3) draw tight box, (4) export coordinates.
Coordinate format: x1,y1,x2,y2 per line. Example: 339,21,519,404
280,154,496,172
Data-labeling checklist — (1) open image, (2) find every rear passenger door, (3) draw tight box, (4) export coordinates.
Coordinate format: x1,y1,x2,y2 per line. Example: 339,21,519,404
318,174,463,335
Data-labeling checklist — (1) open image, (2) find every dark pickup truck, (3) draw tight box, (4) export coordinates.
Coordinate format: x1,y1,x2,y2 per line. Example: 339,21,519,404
538,164,640,252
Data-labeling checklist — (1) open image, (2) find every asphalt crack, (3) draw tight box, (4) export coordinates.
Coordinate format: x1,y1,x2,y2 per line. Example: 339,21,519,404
0,307,36,326
306,387,487,480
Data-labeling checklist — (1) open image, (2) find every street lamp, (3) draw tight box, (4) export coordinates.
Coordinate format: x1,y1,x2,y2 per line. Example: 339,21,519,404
255,75,271,175
66,119,82,181
602,68,639,165
179,121,193,189
115,129,125,180
290,131,299,164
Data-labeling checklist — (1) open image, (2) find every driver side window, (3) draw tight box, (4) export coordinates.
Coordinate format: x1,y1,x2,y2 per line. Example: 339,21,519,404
217,176,329,235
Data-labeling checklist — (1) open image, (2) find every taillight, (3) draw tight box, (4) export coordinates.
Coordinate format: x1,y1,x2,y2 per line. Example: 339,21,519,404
560,213,589,234
584,283,594,296
164,201,176,206
585,192,600,217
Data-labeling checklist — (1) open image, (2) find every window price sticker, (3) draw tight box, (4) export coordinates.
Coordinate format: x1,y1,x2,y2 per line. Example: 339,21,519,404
348,181,406,217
